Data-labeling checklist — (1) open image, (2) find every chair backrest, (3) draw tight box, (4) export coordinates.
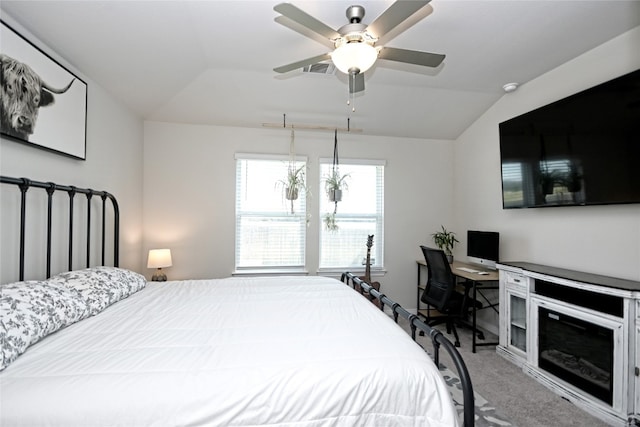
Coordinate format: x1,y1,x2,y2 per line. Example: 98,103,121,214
420,246,456,311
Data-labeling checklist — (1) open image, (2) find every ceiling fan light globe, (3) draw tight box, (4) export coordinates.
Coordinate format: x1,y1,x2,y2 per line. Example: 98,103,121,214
331,42,377,74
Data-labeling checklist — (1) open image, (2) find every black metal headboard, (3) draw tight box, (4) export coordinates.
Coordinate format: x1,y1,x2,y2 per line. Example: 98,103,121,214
0,176,119,281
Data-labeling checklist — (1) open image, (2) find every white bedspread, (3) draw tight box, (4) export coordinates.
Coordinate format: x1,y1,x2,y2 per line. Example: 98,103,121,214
0,276,458,426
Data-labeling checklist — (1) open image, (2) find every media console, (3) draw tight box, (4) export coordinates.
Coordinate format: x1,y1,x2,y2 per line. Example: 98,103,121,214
496,262,640,426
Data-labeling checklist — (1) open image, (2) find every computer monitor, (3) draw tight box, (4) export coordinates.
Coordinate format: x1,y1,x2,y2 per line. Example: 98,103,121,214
467,230,500,269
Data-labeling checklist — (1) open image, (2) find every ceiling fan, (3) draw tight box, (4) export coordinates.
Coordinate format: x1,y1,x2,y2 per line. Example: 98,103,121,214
273,1,445,94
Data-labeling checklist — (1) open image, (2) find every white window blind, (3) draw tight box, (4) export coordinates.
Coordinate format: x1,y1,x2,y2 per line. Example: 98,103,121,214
235,155,307,271
319,161,384,269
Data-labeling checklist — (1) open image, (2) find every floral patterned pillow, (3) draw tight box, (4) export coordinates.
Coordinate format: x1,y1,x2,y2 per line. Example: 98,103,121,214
49,267,147,316
0,281,88,371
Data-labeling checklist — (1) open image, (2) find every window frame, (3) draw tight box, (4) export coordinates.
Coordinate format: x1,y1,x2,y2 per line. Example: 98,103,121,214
234,153,308,274
317,158,385,274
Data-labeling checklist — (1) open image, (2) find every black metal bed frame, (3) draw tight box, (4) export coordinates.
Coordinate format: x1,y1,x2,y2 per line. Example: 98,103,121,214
341,271,475,427
0,176,119,280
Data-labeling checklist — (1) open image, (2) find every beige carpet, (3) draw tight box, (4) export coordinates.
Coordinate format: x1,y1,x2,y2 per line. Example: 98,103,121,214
396,317,611,426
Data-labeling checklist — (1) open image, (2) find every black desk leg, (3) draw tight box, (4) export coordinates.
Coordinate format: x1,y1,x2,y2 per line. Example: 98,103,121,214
417,264,421,313
472,281,500,353
472,281,476,353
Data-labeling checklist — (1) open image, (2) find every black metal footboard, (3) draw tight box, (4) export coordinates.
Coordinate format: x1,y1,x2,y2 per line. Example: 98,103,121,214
341,271,475,427
0,176,119,281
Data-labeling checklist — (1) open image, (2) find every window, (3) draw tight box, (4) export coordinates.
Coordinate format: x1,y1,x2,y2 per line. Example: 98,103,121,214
319,160,384,270
235,154,307,271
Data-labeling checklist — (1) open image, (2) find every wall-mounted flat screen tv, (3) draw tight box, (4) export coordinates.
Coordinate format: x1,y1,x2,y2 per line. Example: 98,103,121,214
499,69,640,209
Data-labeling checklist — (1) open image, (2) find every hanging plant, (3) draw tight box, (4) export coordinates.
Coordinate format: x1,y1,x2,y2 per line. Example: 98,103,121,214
322,129,349,231
325,168,349,203
277,163,305,199
323,212,338,232
275,128,307,214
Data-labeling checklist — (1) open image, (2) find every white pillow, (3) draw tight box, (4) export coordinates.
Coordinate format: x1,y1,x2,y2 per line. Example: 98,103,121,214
0,281,88,371
49,267,147,316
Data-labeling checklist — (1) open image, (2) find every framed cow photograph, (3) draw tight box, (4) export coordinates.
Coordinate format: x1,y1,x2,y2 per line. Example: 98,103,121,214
1,20,87,160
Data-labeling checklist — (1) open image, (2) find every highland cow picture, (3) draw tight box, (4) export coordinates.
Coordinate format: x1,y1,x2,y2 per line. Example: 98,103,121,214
1,20,87,160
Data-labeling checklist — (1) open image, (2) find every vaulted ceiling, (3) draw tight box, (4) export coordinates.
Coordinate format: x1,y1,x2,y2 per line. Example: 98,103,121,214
2,1,639,139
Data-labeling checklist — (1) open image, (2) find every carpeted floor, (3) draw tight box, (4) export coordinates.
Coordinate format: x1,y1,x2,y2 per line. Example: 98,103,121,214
395,317,611,426
436,355,514,426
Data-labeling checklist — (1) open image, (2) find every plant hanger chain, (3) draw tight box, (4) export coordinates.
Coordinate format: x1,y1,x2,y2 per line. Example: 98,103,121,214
332,129,339,214
289,127,296,174
332,129,339,175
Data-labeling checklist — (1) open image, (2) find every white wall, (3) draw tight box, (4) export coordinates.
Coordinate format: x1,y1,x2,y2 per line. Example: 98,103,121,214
144,27,640,318
454,27,640,331
143,122,454,309
0,14,144,283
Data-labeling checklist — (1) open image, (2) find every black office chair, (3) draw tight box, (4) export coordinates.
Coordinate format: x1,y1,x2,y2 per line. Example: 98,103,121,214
419,246,465,347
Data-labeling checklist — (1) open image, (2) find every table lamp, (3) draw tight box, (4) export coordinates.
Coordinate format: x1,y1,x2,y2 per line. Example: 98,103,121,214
147,249,172,281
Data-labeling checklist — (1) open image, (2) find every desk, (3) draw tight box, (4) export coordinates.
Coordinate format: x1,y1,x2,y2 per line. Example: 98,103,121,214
417,260,499,353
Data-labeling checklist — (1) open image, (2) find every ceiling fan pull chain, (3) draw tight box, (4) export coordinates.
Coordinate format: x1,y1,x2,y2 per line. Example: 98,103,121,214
347,74,351,109
351,73,355,112
348,72,356,112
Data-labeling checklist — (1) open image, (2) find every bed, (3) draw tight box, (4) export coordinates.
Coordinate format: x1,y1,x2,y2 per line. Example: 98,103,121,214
0,176,474,426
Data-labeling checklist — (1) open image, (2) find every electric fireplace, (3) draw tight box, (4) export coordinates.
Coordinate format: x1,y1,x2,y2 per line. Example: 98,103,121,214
538,307,614,404
498,262,640,426
529,283,626,423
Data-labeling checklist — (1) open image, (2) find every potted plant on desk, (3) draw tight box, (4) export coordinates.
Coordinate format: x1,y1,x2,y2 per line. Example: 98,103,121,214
431,225,459,263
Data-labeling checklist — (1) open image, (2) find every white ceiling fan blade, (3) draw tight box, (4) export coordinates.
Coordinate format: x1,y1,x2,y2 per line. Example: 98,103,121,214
376,4,434,46
274,53,332,74
274,3,339,41
378,47,445,68
367,0,431,40
275,15,335,49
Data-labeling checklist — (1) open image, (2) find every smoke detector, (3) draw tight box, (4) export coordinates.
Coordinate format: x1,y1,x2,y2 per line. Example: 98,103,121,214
503,82,519,93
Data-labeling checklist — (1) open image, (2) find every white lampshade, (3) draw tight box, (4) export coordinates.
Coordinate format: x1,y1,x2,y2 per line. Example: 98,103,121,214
147,249,172,269
331,42,378,74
